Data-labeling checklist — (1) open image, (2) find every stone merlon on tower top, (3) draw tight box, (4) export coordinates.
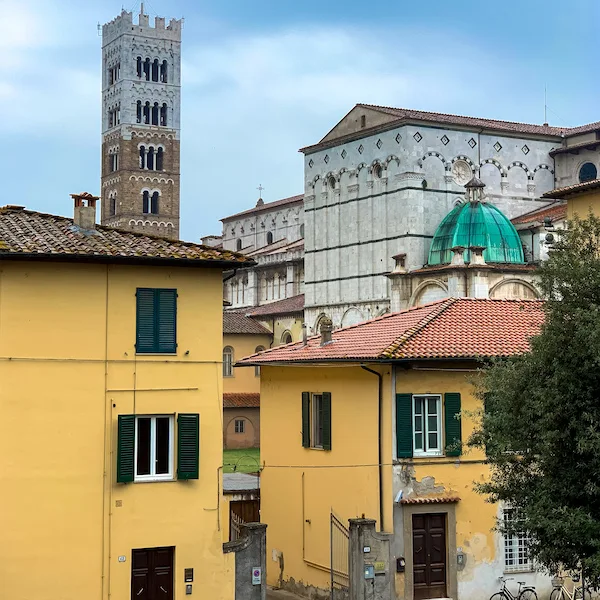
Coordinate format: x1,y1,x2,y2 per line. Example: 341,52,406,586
102,8,182,46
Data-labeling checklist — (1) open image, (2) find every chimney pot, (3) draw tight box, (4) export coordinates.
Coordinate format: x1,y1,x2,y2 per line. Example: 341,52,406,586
468,245,487,266
71,192,99,231
319,316,333,346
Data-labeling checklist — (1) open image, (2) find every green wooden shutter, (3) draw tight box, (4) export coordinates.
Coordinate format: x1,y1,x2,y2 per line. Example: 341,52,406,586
177,413,199,480
117,415,135,483
322,392,332,451
302,392,310,448
156,289,177,353
136,288,156,352
444,392,462,457
396,393,413,458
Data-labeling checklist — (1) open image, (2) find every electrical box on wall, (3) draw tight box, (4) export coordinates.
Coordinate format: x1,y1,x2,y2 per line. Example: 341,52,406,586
364,564,375,580
396,557,406,573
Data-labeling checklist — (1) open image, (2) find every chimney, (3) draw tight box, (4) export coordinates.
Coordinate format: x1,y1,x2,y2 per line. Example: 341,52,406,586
319,316,333,346
469,245,487,266
302,322,308,346
450,246,466,266
71,192,99,231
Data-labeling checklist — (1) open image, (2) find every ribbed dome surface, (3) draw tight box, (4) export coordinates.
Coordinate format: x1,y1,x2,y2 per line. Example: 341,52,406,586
428,201,524,266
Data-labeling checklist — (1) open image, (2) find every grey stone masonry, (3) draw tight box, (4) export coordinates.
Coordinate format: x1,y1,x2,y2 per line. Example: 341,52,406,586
101,7,181,239
349,519,393,600
224,522,267,600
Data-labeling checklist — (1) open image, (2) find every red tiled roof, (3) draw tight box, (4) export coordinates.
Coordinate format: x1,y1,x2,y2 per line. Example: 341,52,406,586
246,294,305,317
221,195,303,222
542,179,600,199
0,206,252,267
512,202,567,225
224,311,273,335
223,393,260,408
247,238,304,257
237,298,544,364
400,496,460,505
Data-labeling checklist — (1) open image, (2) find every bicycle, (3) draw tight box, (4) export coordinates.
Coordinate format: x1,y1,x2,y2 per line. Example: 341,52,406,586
550,575,590,600
490,577,538,600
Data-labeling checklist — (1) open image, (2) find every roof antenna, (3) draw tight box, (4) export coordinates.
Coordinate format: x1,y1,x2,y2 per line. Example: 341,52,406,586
543,85,548,127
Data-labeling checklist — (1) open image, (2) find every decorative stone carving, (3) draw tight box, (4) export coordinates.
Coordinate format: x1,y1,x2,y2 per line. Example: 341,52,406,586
452,160,473,186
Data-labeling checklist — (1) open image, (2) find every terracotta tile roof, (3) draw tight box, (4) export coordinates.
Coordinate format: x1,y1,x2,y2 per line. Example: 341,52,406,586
221,195,303,222
224,311,273,335
246,294,305,317
0,206,252,267
238,298,544,364
549,139,600,156
223,393,260,408
400,496,460,505
512,202,567,225
247,238,304,257
542,179,600,199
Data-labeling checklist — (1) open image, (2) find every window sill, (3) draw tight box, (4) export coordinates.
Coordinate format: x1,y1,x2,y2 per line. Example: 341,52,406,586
135,352,177,356
413,452,444,459
503,568,535,574
134,476,176,483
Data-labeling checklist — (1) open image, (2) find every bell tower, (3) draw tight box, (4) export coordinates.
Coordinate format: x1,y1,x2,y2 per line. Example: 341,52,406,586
101,5,181,240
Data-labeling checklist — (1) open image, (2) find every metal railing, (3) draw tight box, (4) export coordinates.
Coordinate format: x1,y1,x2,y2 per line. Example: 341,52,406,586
330,512,349,600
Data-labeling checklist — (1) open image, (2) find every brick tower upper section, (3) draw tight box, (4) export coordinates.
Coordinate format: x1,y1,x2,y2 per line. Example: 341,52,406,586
101,7,182,240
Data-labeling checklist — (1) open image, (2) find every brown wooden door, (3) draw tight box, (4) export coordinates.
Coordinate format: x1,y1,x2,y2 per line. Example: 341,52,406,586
131,547,174,600
412,513,447,600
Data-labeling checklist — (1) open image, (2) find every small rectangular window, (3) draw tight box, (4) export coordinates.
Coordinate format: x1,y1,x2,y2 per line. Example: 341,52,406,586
503,508,532,572
234,419,245,434
413,395,442,457
312,393,324,449
134,415,174,481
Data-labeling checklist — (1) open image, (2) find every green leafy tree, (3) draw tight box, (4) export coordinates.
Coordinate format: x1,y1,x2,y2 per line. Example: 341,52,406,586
469,213,600,584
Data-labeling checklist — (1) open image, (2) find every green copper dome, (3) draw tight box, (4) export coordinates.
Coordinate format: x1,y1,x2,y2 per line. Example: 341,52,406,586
428,200,525,266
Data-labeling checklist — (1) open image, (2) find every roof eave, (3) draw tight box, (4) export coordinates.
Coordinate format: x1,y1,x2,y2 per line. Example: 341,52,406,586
0,252,256,269
236,355,495,367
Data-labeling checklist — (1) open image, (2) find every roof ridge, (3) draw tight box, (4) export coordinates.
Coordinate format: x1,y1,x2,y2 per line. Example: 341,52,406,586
356,103,571,131
381,298,458,358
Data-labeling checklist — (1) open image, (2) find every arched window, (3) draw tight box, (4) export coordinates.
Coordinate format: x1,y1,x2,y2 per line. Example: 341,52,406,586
267,231,274,245
156,147,164,170
143,101,150,124
143,58,151,81
300,223,305,238
281,331,292,345
236,239,242,251
139,146,146,169
136,56,142,78
109,194,116,216
147,146,155,170
152,102,159,126
160,103,167,126
579,162,597,183
136,100,142,124
152,59,159,82
151,191,159,215
254,346,265,376
223,346,234,377
161,60,168,83
142,190,150,214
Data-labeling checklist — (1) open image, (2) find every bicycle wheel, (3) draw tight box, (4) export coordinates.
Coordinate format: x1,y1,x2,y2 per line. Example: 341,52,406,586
490,593,507,600
549,588,563,600
574,586,591,600
519,589,538,600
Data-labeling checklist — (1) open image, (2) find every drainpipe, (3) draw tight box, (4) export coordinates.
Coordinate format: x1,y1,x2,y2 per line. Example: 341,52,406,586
361,365,384,532
222,268,238,284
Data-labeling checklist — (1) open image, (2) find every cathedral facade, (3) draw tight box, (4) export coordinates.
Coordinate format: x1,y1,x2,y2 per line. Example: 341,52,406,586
101,8,181,239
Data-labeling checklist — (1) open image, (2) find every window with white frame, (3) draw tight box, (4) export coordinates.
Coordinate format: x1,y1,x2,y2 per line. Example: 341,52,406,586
412,395,442,457
503,508,532,572
234,419,245,434
223,346,234,377
134,415,174,481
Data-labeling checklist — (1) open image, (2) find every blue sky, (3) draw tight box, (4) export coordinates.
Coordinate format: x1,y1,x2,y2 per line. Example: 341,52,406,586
2,0,597,241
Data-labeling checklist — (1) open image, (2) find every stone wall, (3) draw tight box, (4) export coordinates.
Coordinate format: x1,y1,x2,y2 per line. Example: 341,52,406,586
224,407,260,449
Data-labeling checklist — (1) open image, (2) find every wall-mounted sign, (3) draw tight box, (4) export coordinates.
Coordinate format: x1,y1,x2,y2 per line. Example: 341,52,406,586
363,546,371,553
252,567,262,585
118,556,126,563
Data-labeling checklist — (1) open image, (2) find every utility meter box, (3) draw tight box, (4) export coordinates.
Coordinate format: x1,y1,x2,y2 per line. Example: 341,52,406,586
364,564,375,580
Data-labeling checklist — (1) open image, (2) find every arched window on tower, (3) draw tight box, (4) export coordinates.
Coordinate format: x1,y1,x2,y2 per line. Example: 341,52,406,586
147,147,155,170
136,100,142,124
160,60,168,83
151,191,160,215
267,231,274,245
139,146,146,169
156,147,164,170
236,239,243,251
142,190,150,214
152,59,159,82
143,58,151,81
160,103,167,127
137,56,142,78
143,102,150,125
152,103,159,126
109,193,117,216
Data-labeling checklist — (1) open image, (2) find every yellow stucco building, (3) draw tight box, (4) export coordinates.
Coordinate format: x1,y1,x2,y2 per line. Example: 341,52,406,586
239,298,550,600
0,195,252,600
542,178,600,218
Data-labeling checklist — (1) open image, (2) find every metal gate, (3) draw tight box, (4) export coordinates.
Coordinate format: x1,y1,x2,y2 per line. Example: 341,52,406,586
330,512,349,600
